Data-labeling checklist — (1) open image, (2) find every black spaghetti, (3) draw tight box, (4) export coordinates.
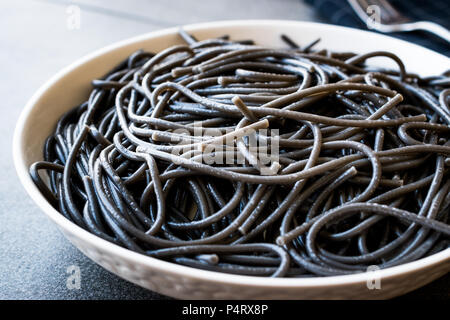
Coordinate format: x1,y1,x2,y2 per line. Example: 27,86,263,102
30,31,450,277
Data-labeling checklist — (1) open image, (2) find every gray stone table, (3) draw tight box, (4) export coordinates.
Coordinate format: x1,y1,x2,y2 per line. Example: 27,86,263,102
1,0,448,299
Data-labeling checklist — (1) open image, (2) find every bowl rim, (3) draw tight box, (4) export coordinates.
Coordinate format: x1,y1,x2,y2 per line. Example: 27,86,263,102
13,19,450,289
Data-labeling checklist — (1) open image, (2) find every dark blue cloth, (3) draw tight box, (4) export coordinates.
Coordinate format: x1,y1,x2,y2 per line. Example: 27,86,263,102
304,0,450,56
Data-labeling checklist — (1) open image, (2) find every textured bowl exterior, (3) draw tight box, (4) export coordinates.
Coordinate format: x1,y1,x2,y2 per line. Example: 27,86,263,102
14,20,450,299
62,226,450,299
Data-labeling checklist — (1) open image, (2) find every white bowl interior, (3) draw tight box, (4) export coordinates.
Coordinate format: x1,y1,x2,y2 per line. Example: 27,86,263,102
13,20,450,299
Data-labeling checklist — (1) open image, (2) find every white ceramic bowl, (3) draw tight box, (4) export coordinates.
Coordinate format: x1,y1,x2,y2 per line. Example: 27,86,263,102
13,20,450,299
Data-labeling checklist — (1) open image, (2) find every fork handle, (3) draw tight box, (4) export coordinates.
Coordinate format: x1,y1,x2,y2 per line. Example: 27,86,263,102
408,21,450,43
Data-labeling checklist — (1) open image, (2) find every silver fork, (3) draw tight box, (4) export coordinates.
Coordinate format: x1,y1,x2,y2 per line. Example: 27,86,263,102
348,0,450,43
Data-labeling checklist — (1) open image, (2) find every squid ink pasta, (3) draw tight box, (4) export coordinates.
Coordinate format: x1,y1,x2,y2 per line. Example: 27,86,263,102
30,31,450,277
